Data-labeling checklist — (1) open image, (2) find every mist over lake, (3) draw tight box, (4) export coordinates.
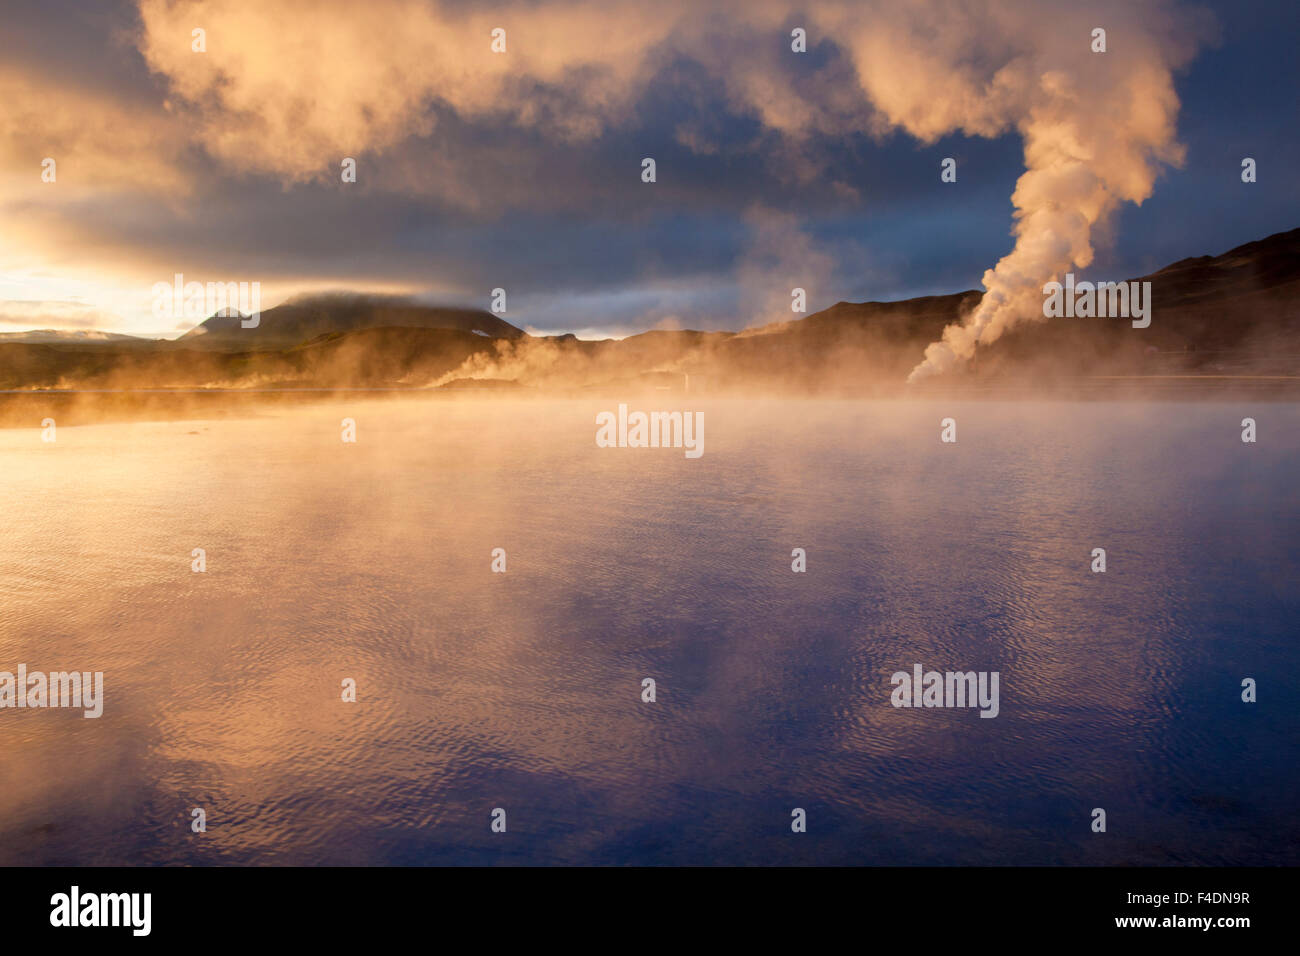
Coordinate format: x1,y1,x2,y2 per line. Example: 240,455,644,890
1,397,1297,865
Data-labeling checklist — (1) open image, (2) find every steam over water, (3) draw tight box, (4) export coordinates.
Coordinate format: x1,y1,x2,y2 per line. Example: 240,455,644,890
1,398,1297,865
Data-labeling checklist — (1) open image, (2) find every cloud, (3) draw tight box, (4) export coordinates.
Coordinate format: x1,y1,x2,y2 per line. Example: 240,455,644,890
0,65,190,201
0,0,1219,342
734,204,837,328
0,300,114,329
133,0,678,180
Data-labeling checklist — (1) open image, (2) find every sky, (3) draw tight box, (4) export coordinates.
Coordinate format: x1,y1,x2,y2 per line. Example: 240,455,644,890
0,0,1296,340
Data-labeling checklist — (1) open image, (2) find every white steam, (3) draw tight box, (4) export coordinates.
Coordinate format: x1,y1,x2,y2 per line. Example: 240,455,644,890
830,1,1209,382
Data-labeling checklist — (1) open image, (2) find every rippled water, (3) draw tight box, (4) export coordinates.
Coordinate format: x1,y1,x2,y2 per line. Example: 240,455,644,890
1,398,1297,865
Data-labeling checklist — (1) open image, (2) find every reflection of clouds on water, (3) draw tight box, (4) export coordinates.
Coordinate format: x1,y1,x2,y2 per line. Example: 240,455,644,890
0,399,1297,864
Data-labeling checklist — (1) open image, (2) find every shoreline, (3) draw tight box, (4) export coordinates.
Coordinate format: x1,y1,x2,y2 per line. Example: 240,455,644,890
3,378,1300,430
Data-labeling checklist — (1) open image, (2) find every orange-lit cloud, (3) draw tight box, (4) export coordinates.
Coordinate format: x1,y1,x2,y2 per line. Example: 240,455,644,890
0,0,1214,342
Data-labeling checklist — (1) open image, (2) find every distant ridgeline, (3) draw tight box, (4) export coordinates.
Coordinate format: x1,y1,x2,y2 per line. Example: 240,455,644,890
0,228,1297,395
176,294,526,349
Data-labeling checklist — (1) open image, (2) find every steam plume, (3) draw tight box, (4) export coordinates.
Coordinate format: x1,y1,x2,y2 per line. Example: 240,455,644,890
837,1,1210,382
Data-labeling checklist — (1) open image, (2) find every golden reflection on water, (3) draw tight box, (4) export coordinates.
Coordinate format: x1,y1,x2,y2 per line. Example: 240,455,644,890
1,398,1297,864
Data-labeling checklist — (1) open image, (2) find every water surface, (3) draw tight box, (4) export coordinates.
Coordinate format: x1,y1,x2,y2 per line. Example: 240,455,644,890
1,398,1297,865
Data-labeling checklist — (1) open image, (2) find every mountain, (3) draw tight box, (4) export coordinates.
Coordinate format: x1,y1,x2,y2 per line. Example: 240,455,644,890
484,226,1300,393
964,226,1300,380
0,329,151,346
682,225,1300,390
2,227,1298,399
174,293,526,349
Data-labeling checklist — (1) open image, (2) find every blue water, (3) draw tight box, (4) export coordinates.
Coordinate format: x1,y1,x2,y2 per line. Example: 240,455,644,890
1,398,1297,864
